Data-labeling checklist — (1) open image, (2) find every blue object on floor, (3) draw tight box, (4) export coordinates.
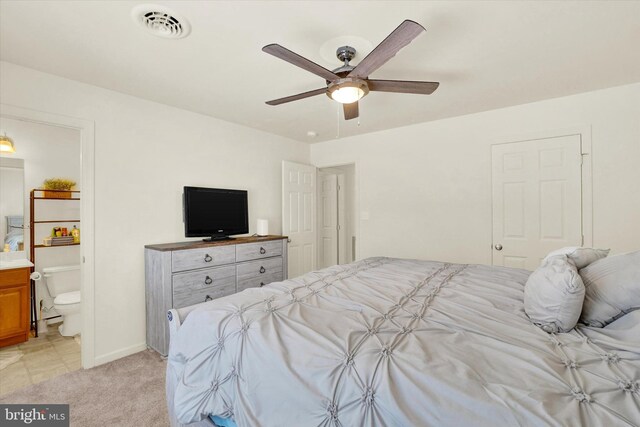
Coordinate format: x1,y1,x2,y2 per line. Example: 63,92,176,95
210,416,237,427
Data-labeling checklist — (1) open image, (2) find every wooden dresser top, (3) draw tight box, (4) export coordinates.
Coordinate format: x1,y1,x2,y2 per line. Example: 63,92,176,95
145,235,287,252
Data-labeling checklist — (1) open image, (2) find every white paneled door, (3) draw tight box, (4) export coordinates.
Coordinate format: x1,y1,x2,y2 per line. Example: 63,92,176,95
319,173,338,268
492,135,583,271
282,161,316,278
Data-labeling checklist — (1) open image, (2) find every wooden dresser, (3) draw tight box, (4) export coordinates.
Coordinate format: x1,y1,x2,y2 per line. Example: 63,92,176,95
0,267,31,348
145,235,288,356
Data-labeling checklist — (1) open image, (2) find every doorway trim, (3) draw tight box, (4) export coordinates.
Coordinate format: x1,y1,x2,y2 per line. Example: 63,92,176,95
491,125,593,262
1,103,96,368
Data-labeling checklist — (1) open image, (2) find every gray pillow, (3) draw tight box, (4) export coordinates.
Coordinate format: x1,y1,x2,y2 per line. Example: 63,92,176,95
544,247,610,269
579,250,640,327
524,255,585,333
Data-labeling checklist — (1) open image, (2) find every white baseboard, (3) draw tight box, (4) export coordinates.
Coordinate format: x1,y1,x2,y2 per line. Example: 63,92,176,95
93,342,148,366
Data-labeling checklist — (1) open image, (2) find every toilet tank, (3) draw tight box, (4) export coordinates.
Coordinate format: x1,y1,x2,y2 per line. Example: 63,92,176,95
42,265,80,297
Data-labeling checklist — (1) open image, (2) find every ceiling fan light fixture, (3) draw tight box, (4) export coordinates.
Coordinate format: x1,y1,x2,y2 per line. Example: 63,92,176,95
331,86,364,104
327,78,369,104
263,20,436,121
0,134,16,154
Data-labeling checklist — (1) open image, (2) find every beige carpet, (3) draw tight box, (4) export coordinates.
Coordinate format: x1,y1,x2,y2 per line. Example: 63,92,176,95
0,350,169,426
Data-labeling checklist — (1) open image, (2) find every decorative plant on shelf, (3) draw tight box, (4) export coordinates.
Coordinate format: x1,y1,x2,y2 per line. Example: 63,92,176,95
42,178,76,199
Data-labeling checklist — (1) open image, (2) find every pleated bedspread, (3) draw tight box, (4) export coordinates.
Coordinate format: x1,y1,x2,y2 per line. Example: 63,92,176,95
168,257,640,426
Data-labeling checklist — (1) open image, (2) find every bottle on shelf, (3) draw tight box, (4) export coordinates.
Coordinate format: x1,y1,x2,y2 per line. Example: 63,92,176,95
71,225,80,243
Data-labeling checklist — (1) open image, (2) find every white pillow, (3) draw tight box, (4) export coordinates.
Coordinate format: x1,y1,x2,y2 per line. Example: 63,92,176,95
524,255,585,333
544,247,610,269
579,250,640,327
603,309,640,331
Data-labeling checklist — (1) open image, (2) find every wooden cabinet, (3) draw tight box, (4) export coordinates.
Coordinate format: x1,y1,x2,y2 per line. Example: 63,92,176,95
0,267,30,347
145,235,288,356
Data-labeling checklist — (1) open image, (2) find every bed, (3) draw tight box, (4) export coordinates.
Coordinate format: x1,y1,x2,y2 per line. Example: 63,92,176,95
166,257,640,427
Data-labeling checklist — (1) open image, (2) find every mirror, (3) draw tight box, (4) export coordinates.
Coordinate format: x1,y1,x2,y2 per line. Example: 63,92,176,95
0,157,25,253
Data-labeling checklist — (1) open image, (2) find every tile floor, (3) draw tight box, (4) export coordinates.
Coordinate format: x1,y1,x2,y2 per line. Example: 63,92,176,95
0,322,81,396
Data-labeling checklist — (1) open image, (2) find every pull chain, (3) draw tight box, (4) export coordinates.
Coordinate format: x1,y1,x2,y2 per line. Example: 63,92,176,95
336,103,340,138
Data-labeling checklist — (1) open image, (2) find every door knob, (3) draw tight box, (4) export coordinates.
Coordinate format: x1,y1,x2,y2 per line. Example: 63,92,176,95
260,247,266,254
494,244,503,251
205,295,213,302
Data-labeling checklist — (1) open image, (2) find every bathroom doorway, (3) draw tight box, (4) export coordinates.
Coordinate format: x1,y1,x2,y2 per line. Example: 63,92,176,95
317,164,357,268
0,105,95,395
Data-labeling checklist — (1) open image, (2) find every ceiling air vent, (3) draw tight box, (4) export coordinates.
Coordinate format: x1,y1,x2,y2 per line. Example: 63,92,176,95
131,4,191,39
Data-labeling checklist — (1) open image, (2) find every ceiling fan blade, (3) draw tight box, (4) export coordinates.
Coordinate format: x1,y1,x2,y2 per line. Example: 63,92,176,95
348,20,425,79
343,102,359,120
263,44,340,82
368,79,439,95
265,88,327,106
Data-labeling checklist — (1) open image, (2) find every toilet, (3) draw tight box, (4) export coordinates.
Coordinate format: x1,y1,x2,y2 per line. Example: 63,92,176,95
42,265,81,337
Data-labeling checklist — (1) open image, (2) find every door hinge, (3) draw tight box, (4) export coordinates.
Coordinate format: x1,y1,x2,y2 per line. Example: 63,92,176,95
337,184,341,191
580,153,588,166
581,235,584,246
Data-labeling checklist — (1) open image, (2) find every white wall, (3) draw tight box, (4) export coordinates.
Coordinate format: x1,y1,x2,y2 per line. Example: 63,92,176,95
311,83,640,264
0,61,309,364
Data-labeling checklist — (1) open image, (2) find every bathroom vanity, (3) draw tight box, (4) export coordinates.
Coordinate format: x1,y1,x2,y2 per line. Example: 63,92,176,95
0,262,32,347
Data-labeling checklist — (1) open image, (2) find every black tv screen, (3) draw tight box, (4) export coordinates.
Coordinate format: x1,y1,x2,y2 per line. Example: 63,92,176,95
183,187,248,240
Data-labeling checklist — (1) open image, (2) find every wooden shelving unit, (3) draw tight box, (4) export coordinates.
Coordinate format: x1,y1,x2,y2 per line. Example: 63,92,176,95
29,189,80,336
34,243,81,249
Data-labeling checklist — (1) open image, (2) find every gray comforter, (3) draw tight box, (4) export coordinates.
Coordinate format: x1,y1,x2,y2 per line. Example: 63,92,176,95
167,258,640,426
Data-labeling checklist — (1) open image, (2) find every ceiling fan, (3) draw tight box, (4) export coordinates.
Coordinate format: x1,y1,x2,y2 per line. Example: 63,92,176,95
262,20,439,120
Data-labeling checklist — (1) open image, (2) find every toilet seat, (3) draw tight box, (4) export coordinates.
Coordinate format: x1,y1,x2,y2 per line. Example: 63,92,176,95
54,290,81,305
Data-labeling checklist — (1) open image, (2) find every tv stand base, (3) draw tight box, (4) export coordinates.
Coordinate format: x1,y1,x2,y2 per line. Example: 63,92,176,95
202,236,234,242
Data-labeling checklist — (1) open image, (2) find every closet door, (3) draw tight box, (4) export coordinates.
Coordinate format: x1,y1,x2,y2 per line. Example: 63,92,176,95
318,173,338,269
491,134,583,271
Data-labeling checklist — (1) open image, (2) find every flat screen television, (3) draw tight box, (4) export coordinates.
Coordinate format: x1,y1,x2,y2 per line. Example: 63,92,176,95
183,186,248,241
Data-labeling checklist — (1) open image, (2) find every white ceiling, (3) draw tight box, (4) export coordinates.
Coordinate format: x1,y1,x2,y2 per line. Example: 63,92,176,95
1,1,639,143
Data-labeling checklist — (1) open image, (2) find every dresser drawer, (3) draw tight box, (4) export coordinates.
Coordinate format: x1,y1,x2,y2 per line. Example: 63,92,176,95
172,265,236,308
173,283,236,309
236,240,283,262
237,272,283,292
237,257,283,282
172,264,236,292
171,246,235,272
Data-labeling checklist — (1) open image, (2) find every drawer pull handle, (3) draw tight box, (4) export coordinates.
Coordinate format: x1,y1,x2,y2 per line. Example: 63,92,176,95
259,266,266,274
204,276,213,285
205,295,213,302
260,247,266,254
204,254,213,263
260,282,265,287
